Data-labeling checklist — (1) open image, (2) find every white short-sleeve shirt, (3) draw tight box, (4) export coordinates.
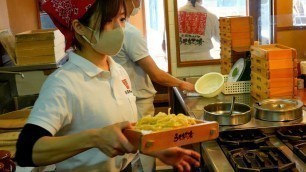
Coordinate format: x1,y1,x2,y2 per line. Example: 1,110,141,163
113,22,157,99
178,1,220,61
27,52,138,172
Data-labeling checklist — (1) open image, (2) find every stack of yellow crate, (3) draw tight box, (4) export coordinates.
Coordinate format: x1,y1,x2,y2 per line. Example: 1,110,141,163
219,16,254,74
15,29,65,66
250,44,298,100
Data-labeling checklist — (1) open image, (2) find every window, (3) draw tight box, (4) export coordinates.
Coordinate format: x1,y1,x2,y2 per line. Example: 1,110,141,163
258,0,273,44
144,0,167,71
293,0,306,26
40,12,56,29
38,1,56,29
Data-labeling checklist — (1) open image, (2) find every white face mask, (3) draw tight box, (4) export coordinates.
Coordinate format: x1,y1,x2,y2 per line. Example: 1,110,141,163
131,0,142,16
82,27,124,56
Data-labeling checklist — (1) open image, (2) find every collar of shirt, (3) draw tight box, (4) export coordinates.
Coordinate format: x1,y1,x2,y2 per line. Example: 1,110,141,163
68,52,120,78
186,1,201,7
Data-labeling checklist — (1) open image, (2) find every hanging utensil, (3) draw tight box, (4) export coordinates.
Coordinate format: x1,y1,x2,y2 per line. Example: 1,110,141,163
228,96,236,116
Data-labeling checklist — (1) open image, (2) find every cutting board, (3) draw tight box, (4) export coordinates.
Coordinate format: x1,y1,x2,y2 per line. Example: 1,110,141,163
0,109,30,129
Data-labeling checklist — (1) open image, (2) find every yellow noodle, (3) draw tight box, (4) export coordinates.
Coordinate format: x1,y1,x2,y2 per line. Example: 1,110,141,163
135,109,196,131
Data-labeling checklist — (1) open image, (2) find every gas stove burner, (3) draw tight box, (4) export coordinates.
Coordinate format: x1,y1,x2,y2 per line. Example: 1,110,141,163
293,143,306,162
276,125,306,163
276,125,306,141
218,129,269,146
228,146,296,172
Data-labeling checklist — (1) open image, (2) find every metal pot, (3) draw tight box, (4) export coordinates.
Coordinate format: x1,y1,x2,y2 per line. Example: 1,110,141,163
203,102,251,125
254,99,303,122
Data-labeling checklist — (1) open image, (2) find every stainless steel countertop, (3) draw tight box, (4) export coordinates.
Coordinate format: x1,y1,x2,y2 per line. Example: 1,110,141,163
172,87,306,172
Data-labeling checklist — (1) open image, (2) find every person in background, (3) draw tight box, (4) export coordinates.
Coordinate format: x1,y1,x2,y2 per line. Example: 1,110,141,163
178,0,220,61
114,0,195,126
14,0,200,171
113,1,196,170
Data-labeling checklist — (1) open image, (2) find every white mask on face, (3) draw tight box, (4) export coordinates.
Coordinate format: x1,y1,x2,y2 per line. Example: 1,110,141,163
82,27,124,56
131,0,142,16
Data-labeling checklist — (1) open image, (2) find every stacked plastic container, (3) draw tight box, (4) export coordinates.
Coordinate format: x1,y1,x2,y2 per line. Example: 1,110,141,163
219,16,254,75
250,44,298,100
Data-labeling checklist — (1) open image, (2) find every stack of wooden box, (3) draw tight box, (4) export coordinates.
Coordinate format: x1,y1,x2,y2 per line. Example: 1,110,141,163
219,16,254,74
0,108,30,155
250,44,298,100
15,29,65,66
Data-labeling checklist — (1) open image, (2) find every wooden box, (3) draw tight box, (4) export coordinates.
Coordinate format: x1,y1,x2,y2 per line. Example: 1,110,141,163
123,121,219,154
15,29,64,43
0,108,30,129
220,60,232,75
251,90,296,101
251,84,296,99
251,65,297,79
220,31,254,41
14,29,66,66
221,38,253,48
251,44,297,60
251,72,296,88
251,55,296,70
219,16,254,33
220,57,232,65
16,52,66,65
221,67,231,75
221,51,248,61
221,44,232,52
15,35,65,49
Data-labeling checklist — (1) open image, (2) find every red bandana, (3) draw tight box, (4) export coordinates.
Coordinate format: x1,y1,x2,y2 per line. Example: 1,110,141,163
41,0,96,50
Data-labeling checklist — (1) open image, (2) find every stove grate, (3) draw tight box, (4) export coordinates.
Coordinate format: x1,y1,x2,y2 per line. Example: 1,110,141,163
276,125,306,163
218,129,269,146
228,147,296,172
217,128,298,172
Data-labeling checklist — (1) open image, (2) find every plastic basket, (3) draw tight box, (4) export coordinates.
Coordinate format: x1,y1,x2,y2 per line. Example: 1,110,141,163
224,94,251,105
222,75,251,94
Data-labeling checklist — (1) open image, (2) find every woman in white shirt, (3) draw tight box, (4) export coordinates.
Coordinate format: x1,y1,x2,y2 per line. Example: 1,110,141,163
14,0,200,171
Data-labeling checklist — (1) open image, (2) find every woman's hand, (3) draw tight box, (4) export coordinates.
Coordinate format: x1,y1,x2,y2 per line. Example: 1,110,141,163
93,121,136,157
153,147,201,172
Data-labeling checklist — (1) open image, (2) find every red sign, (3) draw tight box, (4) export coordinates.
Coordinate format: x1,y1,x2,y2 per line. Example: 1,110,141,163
178,11,207,35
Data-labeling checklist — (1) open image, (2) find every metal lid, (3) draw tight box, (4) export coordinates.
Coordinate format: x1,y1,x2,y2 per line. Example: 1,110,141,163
254,99,303,112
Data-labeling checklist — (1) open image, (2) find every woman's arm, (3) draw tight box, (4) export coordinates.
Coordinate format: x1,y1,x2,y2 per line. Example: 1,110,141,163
31,129,95,166
16,122,135,166
137,56,195,91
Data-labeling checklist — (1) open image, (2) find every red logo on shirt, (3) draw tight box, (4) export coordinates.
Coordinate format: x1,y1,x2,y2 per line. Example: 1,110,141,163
178,11,207,35
122,79,130,89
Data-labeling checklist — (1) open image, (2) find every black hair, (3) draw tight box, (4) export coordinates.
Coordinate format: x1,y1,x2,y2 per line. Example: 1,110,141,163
189,0,197,7
73,0,127,50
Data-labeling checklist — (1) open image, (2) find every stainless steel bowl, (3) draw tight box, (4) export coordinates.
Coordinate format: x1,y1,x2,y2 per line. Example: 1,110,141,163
254,99,303,122
203,102,251,126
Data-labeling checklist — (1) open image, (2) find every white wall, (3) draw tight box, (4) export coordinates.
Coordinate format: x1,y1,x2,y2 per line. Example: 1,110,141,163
166,0,220,77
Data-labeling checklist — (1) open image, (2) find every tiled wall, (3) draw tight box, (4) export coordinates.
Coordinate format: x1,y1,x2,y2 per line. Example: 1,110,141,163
166,0,220,77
